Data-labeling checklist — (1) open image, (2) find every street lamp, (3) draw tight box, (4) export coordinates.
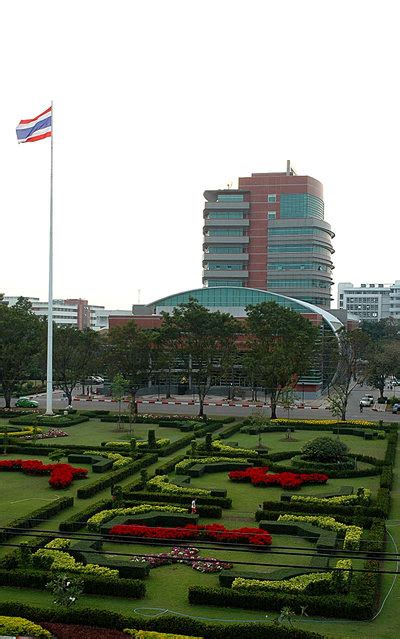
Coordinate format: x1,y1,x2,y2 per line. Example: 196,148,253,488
302,383,305,404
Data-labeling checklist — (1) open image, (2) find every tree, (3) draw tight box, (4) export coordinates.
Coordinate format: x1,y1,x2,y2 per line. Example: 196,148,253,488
163,299,240,417
111,372,127,428
48,449,66,463
104,321,152,421
153,321,181,398
327,328,371,421
53,326,101,407
367,342,400,399
0,298,42,407
245,301,319,419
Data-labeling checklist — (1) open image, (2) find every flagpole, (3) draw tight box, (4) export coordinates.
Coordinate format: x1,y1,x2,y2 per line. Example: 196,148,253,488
45,101,54,415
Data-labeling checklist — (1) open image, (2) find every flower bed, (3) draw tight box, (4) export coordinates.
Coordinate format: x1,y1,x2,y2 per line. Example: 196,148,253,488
228,466,328,489
23,428,69,440
110,523,272,546
132,546,233,573
0,458,88,489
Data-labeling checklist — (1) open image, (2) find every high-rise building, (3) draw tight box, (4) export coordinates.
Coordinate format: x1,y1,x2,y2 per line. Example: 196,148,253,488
202,162,335,308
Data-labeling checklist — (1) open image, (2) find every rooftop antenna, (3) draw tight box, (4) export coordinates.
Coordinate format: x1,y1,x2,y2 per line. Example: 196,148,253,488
226,180,233,189
286,160,297,176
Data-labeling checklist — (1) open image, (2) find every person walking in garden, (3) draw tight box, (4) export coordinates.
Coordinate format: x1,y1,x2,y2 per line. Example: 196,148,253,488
191,499,197,514
359,402,363,413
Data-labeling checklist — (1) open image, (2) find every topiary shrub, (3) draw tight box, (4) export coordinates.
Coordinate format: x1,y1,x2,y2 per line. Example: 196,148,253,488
301,437,349,463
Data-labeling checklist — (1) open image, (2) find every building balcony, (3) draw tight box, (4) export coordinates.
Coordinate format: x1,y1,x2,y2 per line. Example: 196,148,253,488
204,201,250,211
203,218,250,227
204,236,249,245
203,269,249,279
203,252,249,262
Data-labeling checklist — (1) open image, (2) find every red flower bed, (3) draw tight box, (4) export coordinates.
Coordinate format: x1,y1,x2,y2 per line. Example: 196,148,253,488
110,522,272,546
0,458,87,489
228,466,328,489
40,622,128,639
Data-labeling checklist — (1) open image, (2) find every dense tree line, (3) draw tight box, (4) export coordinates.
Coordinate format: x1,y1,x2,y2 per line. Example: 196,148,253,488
2,295,400,418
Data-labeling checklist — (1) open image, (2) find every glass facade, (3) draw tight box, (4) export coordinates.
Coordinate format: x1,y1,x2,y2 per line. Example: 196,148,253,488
216,194,244,202
269,227,330,238
269,279,330,289
268,262,330,272
154,287,310,312
207,246,244,254
207,280,244,287
280,194,324,220
208,229,244,236
207,211,244,219
268,244,328,253
208,263,244,270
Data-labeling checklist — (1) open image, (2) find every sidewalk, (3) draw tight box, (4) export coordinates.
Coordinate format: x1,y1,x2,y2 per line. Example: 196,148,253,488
72,392,324,410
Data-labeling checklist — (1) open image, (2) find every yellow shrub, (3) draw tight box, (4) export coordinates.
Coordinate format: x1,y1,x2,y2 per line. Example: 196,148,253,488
0,616,51,638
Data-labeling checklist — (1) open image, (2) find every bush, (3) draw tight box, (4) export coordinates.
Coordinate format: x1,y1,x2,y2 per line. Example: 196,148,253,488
301,437,349,463
0,615,51,638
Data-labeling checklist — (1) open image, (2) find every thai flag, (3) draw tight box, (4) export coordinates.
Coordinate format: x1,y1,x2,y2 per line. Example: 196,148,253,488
16,106,52,143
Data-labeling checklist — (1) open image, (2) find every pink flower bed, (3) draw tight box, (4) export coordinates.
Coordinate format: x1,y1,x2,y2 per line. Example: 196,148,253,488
0,458,88,489
228,466,328,489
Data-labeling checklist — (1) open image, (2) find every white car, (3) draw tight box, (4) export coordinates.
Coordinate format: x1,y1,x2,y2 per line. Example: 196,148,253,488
360,396,374,406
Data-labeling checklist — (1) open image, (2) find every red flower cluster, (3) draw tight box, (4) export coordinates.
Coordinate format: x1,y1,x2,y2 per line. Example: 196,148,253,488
110,522,272,546
228,466,328,489
0,458,87,489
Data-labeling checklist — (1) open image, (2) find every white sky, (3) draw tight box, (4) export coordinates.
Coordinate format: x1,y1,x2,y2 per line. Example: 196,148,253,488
1,0,399,309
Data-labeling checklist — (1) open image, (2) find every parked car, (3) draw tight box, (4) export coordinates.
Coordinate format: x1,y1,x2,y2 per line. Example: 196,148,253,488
392,403,400,414
360,396,374,407
15,397,39,408
88,376,104,384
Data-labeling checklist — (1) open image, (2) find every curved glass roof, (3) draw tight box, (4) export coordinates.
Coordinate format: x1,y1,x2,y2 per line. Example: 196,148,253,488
151,287,343,333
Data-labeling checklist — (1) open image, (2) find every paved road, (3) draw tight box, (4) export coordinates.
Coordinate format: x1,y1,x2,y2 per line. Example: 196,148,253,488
4,385,399,422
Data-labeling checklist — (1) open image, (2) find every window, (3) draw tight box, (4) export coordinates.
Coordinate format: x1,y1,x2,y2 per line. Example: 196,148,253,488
280,193,324,220
269,227,330,238
267,211,276,220
208,229,244,236
207,280,244,287
268,244,328,254
217,194,244,202
207,246,244,253
208,263,243,270
268,279,329,289
267,194,277,203
208,211,244,219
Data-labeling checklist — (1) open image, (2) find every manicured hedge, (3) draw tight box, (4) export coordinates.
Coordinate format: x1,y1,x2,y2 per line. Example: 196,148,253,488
1,497,74,541
59,499,115,532
188,583,374,620
76,455,157,499
10,414,89,427
0,603,324,638
256,501,386,519
0,568,146,598
380,465,394,489
384,430,398,466
78,409,111,417
123,491,232,509
155,455,187,475
121,499,222,519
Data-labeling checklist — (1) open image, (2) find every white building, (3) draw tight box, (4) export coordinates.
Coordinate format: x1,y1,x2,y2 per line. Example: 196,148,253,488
3,296,132,330
337,282,396,321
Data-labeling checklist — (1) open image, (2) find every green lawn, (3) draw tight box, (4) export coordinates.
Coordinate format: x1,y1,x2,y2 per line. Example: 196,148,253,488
228,430,387,459
29,420,185,446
